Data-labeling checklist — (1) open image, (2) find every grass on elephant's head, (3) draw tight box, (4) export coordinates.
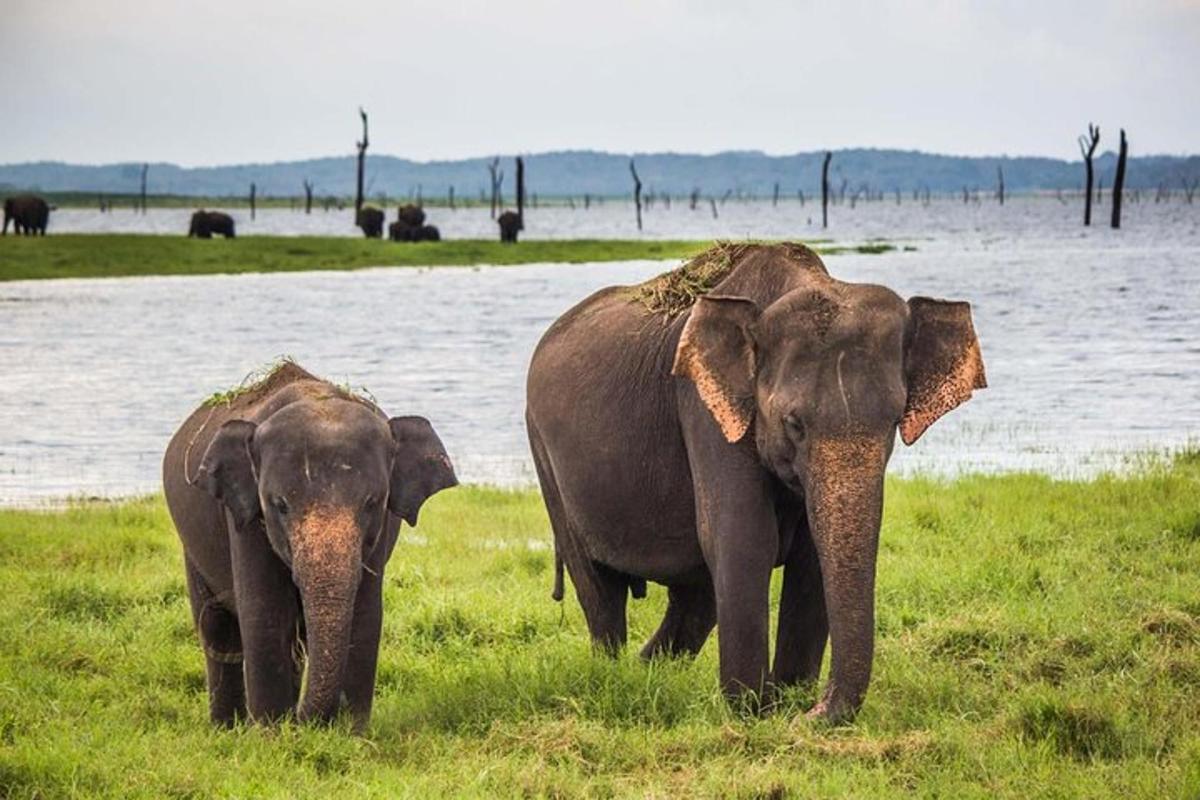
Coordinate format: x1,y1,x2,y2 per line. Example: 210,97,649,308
1,462,1199,797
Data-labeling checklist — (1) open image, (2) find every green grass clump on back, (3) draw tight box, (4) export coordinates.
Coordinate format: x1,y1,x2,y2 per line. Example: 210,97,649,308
1,459,1198,797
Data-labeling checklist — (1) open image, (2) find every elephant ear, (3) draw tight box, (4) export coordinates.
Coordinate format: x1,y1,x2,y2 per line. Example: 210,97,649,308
671,295,761,443
900,297,987,445
196,419,261,530
387,416,458,526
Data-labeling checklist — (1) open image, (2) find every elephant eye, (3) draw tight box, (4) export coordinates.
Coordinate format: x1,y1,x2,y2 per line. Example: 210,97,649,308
271,495,290,516
784,413,806,438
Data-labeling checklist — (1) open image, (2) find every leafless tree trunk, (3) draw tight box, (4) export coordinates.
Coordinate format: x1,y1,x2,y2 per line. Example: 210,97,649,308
1181,177,1198,204
449,186,456,210
249,182,257,220
1111,129,1128,228
709,197,718,219
690,188,699,210
488,158,502,219
772,182,780,207
355,108,369,221
584,193,591,210
996,166,1005,205
303,180,314,214
821,151,831,228
516,156,525,230
630,159,643,231
140,163,149,215
797,189,806,206
1078,123,1100,225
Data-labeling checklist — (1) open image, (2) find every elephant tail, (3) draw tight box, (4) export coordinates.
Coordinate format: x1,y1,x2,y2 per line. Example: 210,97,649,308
551,551,564,602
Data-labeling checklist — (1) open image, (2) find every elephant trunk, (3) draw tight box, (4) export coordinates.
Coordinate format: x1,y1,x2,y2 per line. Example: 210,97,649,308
292,505,362,724
804,436,887,722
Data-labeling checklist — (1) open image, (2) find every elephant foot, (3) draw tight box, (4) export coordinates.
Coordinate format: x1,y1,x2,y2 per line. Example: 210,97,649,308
804,686,862,724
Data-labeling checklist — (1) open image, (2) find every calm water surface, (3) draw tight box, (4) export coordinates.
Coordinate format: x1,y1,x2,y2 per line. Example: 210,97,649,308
2,199,1198,503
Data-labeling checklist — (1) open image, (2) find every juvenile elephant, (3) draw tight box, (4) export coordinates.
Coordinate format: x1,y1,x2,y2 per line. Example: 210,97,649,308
3,194,50,235
162,362,457,727
188,210,236,239
357,206,385,238
498,210,521,243
526,243,986,721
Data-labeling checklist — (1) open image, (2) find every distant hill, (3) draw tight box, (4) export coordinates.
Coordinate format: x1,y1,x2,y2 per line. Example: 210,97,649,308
1,149,1197,199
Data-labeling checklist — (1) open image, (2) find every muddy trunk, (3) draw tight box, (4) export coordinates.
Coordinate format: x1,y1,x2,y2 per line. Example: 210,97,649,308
805,439,886,720
297,579,357,723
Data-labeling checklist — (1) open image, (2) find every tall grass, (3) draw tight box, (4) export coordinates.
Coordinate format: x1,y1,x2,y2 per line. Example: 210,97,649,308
1,460,1198,797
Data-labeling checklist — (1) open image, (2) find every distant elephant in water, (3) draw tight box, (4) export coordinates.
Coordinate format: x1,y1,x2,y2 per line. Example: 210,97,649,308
526,243,986,722
188,210,236,239
3,194,50,236
389,205,440,242
162,362,457,727
357,206,385,238
498,210,521,243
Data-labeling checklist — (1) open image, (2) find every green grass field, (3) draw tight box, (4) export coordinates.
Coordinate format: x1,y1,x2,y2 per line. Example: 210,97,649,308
0,235,893,282
1,456,1197,797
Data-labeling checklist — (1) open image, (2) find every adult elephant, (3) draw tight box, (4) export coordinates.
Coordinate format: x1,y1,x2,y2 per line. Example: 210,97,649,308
188,210,236,239
526,243,986,721
162,361,457,727
357,206,384,238
3,194,50,236
497,210,521,243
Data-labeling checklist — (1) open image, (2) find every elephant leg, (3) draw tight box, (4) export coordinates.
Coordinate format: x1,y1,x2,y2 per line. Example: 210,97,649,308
343,565,383,730
682,406,778,708
185,559,245,725
773,525,829,688
529,416,627,652
639,580,716,660
230,521,302,723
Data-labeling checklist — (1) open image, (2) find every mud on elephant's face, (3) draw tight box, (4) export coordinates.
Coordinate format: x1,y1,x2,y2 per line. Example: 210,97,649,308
672,286,986,492
196,400,456,721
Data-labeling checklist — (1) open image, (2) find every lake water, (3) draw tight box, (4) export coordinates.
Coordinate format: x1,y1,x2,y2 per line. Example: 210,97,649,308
2,198,1198,504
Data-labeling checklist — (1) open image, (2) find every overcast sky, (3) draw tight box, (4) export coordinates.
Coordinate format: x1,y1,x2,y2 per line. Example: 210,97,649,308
2,0,1197,166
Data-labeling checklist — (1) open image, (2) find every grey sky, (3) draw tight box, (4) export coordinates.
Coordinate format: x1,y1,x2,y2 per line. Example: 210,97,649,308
2,0,1197,166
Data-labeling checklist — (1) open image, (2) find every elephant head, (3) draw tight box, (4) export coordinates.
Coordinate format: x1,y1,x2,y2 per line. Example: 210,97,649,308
197,398,456,722
673,285,985,719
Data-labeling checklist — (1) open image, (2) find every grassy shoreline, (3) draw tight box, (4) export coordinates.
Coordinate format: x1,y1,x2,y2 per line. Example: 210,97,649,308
1,459,1197,797
0,235,894,282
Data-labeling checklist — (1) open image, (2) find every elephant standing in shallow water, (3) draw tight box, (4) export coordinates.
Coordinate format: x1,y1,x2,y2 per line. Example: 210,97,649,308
162,362,457,727
188,210,236,238
526,243,986,721
3,194,50,235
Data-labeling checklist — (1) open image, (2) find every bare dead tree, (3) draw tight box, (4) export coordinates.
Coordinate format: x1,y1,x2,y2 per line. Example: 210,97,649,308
689,188,700,210
355,107,369,220
584,193,591,210
772,181,780,207
139,163,149,214
249,182,257,220
709,196,718,219
1078,123,1100,225
303,180,314,214
797,189,806,206
1111,129,1128,228
449,186,456,210
1182,176,1199,204
516,156,526,230
996,166,1005,205
821,152,832,228
630,159,643,231
488,158,502,219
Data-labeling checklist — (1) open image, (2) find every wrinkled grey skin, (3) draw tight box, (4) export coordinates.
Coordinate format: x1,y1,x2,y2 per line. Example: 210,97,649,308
3,194,50,235
526,243,986,721
162,363,457,728
188,210,236,239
